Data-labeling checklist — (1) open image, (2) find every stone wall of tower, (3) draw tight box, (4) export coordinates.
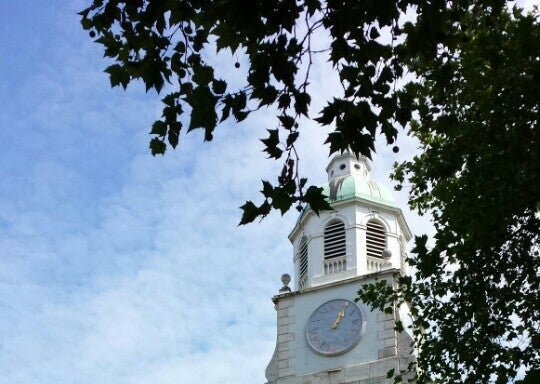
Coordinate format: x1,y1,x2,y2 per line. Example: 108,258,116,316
265,271,415,384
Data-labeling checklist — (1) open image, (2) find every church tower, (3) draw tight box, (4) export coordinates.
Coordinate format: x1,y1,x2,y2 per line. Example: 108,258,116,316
265,152,414,384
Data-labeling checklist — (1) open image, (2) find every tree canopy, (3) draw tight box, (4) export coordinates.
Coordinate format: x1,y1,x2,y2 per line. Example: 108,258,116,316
79,1,539,382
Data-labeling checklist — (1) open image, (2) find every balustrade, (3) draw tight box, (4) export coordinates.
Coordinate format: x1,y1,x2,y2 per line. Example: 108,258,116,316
323,256,347,275
367,256,387,272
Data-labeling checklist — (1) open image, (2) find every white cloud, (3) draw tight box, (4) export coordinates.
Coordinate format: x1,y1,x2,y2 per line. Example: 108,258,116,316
516,0,540,12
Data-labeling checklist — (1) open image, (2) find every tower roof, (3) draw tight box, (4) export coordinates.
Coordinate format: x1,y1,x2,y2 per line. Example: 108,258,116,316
323,151,396,206
321,174,396,207
289,153,407,241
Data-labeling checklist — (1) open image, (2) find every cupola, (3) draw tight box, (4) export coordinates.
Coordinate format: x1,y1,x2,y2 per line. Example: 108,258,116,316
289,153,412,290
326,152,371,182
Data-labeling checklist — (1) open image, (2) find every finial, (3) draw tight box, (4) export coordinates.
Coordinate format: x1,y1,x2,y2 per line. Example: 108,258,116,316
279,273,291,293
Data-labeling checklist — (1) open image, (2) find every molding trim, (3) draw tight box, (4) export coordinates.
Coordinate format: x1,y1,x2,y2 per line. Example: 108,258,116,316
273,268,403,302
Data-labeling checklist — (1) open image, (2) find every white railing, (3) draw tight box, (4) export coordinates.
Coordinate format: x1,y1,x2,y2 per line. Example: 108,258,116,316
367,256,387,272
324,256,347,275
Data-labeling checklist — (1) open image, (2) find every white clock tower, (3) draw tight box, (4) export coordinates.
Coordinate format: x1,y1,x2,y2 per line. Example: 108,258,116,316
265,152,415,384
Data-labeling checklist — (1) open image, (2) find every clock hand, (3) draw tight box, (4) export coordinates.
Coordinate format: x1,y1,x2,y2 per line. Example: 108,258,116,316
331,302,349,329
331,315,341,329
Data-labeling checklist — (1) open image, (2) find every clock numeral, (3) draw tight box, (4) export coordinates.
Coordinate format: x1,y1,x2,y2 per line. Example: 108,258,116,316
319,341,329,351
308,327,319,334
319,307,328,314
352,318,361,325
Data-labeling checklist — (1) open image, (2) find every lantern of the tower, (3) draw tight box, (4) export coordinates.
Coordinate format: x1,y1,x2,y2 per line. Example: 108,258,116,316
289,152,412,290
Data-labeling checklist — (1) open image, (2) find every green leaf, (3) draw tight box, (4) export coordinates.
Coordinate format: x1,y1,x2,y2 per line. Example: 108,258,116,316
278,93,291,109
149,138,166,156
104,64,129,89
239,201,259,225
256,86,279,107
370,27,380,40
261,180,274,197
286,132,299,147
278,115,295,130
305,0,321,16
193,29,208,51
271,187,293,214
150,120,167,136
81,17,93,30
261,129,282,159
304,186,332,214
174,41,186,53
192,65,214,85
171,52,184,74
234,110,249,122
168,122,180,148
315,99,346,125
221,101,232,122
186,85,218,140
294,92,311,116
212,79,227,95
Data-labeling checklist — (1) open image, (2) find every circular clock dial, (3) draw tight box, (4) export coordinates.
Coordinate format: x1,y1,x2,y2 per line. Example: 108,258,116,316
305,299,364,356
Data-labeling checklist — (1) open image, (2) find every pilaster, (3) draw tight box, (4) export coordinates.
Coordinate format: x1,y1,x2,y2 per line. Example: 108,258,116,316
277,297,296,379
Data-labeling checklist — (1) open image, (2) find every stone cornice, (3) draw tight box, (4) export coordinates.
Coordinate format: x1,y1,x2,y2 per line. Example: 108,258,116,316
272,268,403,304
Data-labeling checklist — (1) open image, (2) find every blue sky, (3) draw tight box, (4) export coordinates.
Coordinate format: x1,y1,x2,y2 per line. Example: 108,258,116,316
0,2,435,384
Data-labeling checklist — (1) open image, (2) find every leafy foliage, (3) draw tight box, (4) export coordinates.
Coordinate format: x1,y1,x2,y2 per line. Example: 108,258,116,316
80,1,540,382
358,5,540,384
79,0,410,221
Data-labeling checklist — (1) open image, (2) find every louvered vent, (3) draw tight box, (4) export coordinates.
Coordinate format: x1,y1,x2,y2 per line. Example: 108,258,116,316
324,220,346,259
298,237,308,288
366,220,386,258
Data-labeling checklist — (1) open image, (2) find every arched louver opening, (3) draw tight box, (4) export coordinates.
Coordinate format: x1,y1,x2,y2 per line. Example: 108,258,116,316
298,237,308,289
324,220,346,259
366,220,386,258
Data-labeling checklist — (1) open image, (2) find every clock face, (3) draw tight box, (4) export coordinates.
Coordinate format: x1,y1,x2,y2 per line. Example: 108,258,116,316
305,299,364,356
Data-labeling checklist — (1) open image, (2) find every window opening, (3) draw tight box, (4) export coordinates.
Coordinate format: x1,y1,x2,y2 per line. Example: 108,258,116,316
324,220,346,259
366,220,386,258
298,237,308,289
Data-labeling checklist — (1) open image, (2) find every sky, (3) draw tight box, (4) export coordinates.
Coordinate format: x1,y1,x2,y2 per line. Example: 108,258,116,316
0,2,442,384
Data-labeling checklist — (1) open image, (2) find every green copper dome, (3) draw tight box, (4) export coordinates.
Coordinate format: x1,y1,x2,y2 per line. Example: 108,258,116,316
321,174,397,207
289,153,405,239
